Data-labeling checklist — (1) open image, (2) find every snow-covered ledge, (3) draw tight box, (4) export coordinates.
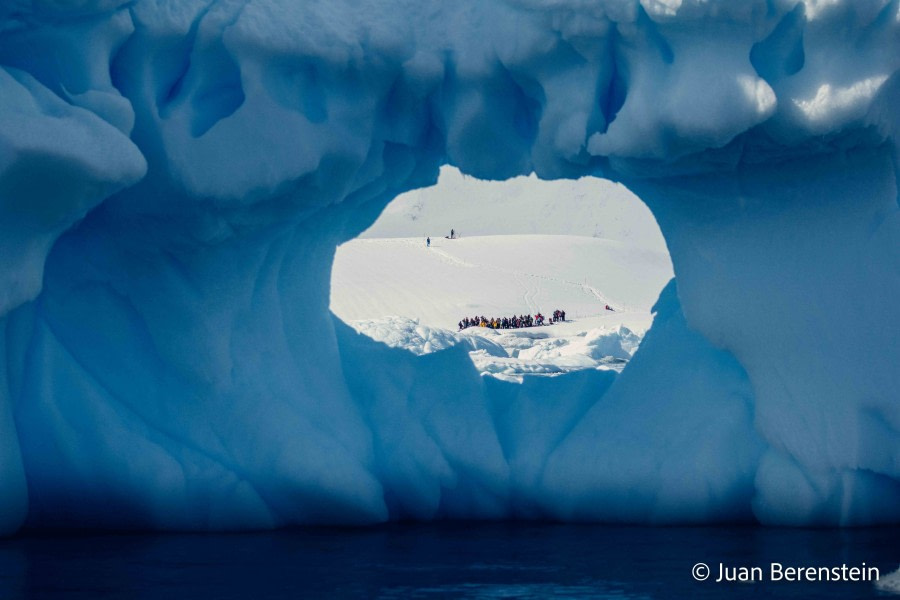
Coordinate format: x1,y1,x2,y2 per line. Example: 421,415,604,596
0,1,898,534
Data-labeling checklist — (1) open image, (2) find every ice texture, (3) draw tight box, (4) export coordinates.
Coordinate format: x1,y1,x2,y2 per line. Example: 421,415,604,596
0,0,898,533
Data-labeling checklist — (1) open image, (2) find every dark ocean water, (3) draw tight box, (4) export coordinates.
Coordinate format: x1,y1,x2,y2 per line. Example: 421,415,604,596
0,523,896,599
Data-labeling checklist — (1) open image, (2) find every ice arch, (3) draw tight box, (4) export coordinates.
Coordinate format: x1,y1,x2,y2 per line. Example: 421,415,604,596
0,0,898,534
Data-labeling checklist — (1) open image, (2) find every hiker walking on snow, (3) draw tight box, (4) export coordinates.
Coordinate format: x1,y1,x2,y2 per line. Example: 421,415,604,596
426,237,430,247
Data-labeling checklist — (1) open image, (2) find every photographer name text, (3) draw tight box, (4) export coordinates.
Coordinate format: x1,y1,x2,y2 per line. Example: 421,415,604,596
692,562,879,583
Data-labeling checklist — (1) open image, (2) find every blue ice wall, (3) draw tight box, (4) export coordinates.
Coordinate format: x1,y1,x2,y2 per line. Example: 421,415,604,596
0,0,898,534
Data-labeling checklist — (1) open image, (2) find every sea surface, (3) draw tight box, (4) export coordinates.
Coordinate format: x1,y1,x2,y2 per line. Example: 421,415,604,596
0,523,896,598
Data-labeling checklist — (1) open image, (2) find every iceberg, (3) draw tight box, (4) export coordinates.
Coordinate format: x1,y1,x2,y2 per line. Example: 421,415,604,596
0,0,898,534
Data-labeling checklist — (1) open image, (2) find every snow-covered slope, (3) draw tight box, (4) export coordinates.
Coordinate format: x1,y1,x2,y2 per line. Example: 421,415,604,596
332,235,670,327
361,167,666,253
0,0,898,534
331,233,671,379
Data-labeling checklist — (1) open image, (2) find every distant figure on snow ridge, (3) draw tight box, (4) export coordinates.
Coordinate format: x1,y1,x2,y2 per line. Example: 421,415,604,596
605,305,614,311
426,237,430,247
450,228,455,239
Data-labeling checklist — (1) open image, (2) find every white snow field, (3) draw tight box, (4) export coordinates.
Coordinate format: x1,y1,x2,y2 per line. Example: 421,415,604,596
1,0,899,534
360,166,665,246
333,168,672,378
331,234,672,379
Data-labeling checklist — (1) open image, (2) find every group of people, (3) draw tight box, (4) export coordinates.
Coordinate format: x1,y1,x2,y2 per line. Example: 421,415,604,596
458,309,566,331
